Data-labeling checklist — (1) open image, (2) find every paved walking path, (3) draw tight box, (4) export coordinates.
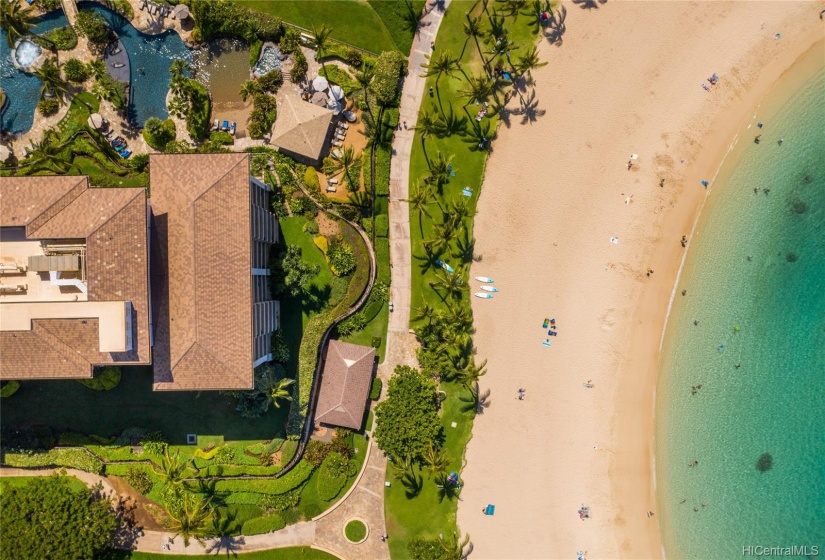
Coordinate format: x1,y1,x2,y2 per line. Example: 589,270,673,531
388,0,451,350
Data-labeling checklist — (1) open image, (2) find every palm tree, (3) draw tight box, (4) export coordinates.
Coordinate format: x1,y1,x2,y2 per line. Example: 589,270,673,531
86,59,107,80
458,73,495,107
431,266,467,300
421,442,450,474
524,0,552,34
459,13,482,62
434,105,468,138
413,301,438,325
34,58,70,104
428,220,459,255
239,79,261,102
434,471,462,502
515,44,547,82
166,493,214,547
406,181,435,236
463,119,497,152
420,50,460,112
413,109,439,165
309,24,333,78
457,357,487,387
439,531,472,560
400,0,420,35
459,381,491,415
392,455,423,499
331,145,359,191
269,377,295,409
354,66,374,116
1,1,35,49
426,151,454,191
24,134,73,173
496,0,527,17
170,59,190,79
486,9,507,41
152,448,193,491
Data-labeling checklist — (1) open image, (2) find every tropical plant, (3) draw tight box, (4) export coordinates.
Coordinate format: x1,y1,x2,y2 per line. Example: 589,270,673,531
37,98,60,116
0,1,35,48
515,44,547,80
92,73,127,109
271,244,319,297
166,493,214,547
63,58,89,82
151,448,193,491
124,467,154,494
421,441,450,474
431,265,468,300
524,0,553,34
434,471,462,502
309,24,333,77
459,14,483,63
406,181,435,236
33,58,70,104
239,79,261,102
420,50,460,111
458,73,496,106
413,301,438,325
75,10,112,46
258,69,283,93
354,65,374,116
290,48,308,82
269,377,295,408
496,0,527,17
438,531,473,560
459,381,491,415
24,133,73,173
370,50,406,105
391,454,424,498
427,220,459,256
86,59,106,80
248,93,276,138
463,119,497,151
327,240,357,276
456,356,487,387
434,105,468,138
426,151,454,191
142,117,176,150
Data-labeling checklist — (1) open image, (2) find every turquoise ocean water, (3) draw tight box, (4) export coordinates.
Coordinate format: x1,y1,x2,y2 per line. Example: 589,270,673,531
656,60,825,559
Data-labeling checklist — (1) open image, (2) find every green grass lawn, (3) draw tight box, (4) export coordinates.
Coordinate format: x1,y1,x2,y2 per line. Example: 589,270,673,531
0,366,287,443
367,0,427,54
386,2,545,557
242,0,397,54
113,547,338,559
341,303,388,363
0,476,87,494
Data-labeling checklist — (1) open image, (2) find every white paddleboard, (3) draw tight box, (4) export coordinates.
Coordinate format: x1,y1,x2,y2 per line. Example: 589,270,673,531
474,292,493,299
475,276,494,283
480,286,499,292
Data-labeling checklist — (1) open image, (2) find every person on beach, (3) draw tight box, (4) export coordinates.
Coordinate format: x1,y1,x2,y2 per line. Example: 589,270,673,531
682,289,687,296
754,135,761,144
693,320,699,326
778,138,784,145
659,178,665,187
646,269,654,277
681,236,688,247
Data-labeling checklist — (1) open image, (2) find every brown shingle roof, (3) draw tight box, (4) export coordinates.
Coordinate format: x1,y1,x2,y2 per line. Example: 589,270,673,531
315,340,375,429
149,154,254,390
271,92,333,163
0,177,150,379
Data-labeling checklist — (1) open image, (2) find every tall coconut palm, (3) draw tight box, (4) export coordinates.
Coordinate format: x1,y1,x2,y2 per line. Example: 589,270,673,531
392,455,423,498
459,13,481,62
400,0,420,35
1,1,35,49
24,134,73,173
524,0,553,34
421,442,450,474
463,119,497,152
427,220,459,255
457,73,496,107
354,65,374,116
457,357,487,387
439,531,473,560
515,44,547,81
406,181,435,236
413,109,438,165
434,105,468,138
269,377,295,409
152,448,194,492
413,301,438,325
166,493,214,547
420,50,460,112
486,9,507,41
431,266,467,300
426,151,454,191
86,59,107,80
34,58,70,104
331,145,359,191
239,79,261,102
434,471,462,502
496,0,527,18
309,24,333,78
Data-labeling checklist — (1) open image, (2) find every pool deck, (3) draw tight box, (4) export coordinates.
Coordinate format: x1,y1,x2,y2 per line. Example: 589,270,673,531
104,38,130,84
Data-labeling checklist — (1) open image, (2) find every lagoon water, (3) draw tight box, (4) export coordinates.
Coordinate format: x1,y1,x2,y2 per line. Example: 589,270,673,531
656,59,825,558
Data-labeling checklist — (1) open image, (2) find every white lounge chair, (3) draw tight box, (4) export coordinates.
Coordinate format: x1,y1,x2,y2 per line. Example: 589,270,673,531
331,140,342,147
326,186,337,193
328,178,338,185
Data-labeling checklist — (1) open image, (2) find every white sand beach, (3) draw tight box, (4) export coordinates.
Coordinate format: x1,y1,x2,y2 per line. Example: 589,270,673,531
458,2,824,559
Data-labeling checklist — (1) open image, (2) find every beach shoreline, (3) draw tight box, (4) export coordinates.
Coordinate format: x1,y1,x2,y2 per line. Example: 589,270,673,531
458,2,824,558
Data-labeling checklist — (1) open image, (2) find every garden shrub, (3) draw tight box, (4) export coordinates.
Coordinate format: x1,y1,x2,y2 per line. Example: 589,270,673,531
63,59,89,82
274,163,298,197
329,430,354,461
37,0,60,11
123,466,153,495
241,514,286,535
260,490,299,513
209,130,234,145
302,220,319,235
258,69,283,94
374,214,389,237
313,235,329,257
142,117,177,151
290,49,307,83
248,94,276,138
303,166,319,192
407,537,447,560
289,196,311,216
337,311,367,336
213,445,236,465
114,427,146,446
316,452,348,501
212,460,313,495
37,99,59,117
249,39,263,67
270,329,290,364
78,366,121,391
2,448,103,474
186,80,211,140
279,27,299,54
191,0,283,43
346,49,363,68
303,440,330,468
0,381,20,398
345,519,367,542
279,439,299,465
320,65,359,97
142,440,167,456
327,240,356,276
371,51,406,105
75,10,112,46
359,218,372,236
371,281,389,302
370,377,382,400
44,26,77,50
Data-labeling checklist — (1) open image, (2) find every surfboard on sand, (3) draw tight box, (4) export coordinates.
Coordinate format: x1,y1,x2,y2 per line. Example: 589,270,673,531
480,286,499,292
475,276,494,283
474,292,493,299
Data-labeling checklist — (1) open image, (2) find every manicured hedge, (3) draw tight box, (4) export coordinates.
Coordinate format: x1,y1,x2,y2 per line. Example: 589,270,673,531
2,448,104,474
212,460,314,495
0,381,20,398
370,378,382,400
186,79,212,140
242,513,286,535
374,214,389,237
376,237,390,285
78,366,121,391
199,464,282,477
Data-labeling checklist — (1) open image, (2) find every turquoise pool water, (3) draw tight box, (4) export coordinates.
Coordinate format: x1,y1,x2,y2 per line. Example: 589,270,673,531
656,60,825,559
1,5,191,134
1,12,70,134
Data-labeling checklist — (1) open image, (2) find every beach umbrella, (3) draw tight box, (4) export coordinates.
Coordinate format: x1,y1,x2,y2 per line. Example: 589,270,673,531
328,100,342,115
171,4,190,19
0,144,11,162
311,91,329,106
87,113,104,130
312,75,329,92
329,84,344,102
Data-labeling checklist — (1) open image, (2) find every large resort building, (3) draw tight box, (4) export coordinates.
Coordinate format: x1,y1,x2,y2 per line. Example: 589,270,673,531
0,153,279,391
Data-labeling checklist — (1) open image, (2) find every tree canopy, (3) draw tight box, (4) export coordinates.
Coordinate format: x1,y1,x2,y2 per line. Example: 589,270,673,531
371,50,406,106
271,244,320,297
0,474,118,560
374,365,442,460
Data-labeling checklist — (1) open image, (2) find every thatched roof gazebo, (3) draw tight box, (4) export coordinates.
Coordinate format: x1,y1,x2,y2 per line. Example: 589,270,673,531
87,113,104,130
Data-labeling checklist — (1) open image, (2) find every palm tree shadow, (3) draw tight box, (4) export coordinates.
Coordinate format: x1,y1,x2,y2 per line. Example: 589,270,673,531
430,0,447,14
573,0,607,9
413,247,439,275
517,90,547,125
544,5,567,45
453,230,476,264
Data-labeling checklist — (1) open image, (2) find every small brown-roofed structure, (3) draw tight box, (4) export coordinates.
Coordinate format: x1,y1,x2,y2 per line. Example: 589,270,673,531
271,92,333,166
149,153,279,391
315,340,376,430
0,176,150,380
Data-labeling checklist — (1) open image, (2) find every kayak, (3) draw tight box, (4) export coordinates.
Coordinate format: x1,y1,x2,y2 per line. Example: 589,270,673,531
480,286,499,292
475,276,494,283
474,292,493,299
435,259,454,273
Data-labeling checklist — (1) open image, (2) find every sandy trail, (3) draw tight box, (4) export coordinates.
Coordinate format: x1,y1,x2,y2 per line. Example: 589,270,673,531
457,2,824,559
